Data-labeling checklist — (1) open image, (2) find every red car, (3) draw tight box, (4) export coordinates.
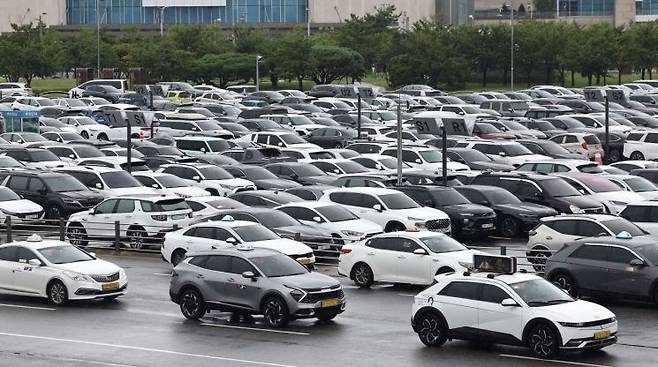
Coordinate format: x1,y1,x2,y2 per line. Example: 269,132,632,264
473,122,516,140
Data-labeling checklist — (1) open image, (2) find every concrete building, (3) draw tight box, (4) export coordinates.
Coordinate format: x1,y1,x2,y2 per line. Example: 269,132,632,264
0,0,66,33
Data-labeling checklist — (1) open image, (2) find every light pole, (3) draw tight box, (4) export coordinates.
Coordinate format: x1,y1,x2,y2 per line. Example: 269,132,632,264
96,0,100,79
306,0,311,37
501,4,514,90
256,55,263,91
159,6,167,37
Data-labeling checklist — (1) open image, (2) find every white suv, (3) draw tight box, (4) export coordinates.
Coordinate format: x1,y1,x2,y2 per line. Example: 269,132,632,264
380,146,470,172
55,166,156,197
157,163,256,197
242,132,320,150
411,270,617,358
262,114,325,136
319,187,451,233
66,195,193,249
624,131,658,161
133,172,211,198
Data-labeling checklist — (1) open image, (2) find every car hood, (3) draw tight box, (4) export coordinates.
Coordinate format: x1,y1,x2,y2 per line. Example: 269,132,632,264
557,195,604,210
274,225,329,238
494,202,557,215
441,203,494,216
107,187,157,196
0,199,43,213
52,259,121,276
253,179,301,189
534,299,615,323
60,190,104,201
250,238,312,256
278,271,340,291
469,161,515,171
395,207,449,220
302,175,336,185
206,178,254,188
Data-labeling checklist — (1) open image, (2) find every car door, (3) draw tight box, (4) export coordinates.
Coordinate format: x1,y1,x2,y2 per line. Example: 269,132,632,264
181,226,221,252
363,236,399,282
86,199,119,236
196,255,231,303
12,246,48,296
604,246,653,297
435,280,480,339
393,237,433,284
5,175,32,203
564,243,611,293
477,283,525,343
0,246,18,293
562,135,579,154
223,256,261,311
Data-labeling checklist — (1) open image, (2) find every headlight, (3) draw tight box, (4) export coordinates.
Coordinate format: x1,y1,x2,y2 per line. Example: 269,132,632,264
63,270,93,282
407,217,424,221
518,213,537,219
119,269,127,279
62,199,81,205
558,321,587,328
569,204,583,214
341,230,363,237
610,200,626,206
458,261,473,269
286,286,306,302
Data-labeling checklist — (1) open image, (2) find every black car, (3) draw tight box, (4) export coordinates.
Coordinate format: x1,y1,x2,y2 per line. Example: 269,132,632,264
470,172,605,214
229,190,303,208
239,118,289,132
307,84,342,98
594,131,625,163
455,185,558,237
221,148,291,165
394,186,497,238
285,186,336,201
517,139,582,159
238,107,290,119
81,85,122,103
305,127,358,149
0,170,104,218
248,91,286,104
223,164,301,190
265,162,336,185
630,168,658,185
330,175,399,188
402,171,464,187
216,122,251,138
445,148,515,171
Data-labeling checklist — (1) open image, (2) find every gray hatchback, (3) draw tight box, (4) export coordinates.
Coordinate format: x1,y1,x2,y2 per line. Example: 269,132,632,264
169,246,346,328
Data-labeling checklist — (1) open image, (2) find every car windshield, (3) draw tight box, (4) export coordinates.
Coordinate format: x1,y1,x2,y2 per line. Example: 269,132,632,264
379,193,420,209
533,120,557,131
234,224,279,242
207,140,230,152
243,167,278,180
579,176,622,193
636,243,658,265
484,189,521,204
199,166,233,180
477,123,500,133
293,164,326,176
336,161,368,174
72,146,104,158
157,146,183,155
0,156,23,168
509,279,573,306
44,176,88,192
196,121,222,130
281,134,306,144
0,187,20,201
256,212,299,227
539,178,582,197
38,245,93,264
378,157,400,169
26,150,60,162
250,254,308,277
419,150,442,163
502,144,532,156
157,175,188,188
431,190,470,206
316,205,358,222
75,117,97,125
289,116,314,126
624,177,658,192
456,149,492,162
420,235,468,253
378,111,396,120
602,218,646,236
100,171,142,188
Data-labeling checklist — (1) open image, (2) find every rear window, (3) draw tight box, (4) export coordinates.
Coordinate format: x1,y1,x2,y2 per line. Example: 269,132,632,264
583,135,600,144
577,164,603,174
141,199,189,212
626,133,644,141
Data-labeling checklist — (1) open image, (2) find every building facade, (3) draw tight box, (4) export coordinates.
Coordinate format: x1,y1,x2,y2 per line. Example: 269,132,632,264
0,0,66,33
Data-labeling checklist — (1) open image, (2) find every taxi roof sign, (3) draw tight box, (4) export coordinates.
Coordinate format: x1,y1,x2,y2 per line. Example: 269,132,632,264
26,234,43,242
221,215,235,222
473,254,517,275
616,231,632,240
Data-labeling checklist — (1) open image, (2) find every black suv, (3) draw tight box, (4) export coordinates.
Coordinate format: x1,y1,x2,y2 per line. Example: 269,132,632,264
470,172,604,214
394,186,497,238
0,170,104,218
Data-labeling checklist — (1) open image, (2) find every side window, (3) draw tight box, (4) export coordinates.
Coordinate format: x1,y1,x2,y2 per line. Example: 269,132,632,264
404,190,432,206
215,228,234,241
229,257,256,274
136,176,159,188
329,192,348,205
480,284,511,303
178,167,197,179
366,237,395,250
195,227,217,239
256,135,269,144
0,246,18,262
438,281,480,300
27,178,45,192
94,200,118,214
569,244,610,261
620,206,648,222
577,221,607,237
115,199,135,214
564,135,578,143
606,247,639,264
534,163,553,174
312,162,336,174
354,158,376,169
295,207,318,221
16,247,38,263
7,176,29,191
554,164,570,173
459,190,487,205
270,136,284,146
187,201,206,212
401,150,419,163
358,194,380,209
69,172,101,187
646,133,658,144
203,255,231,272
515,181,541,197
394,238,422,253
552,220,579,236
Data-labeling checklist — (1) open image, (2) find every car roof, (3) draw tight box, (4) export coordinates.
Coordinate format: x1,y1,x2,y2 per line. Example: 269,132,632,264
190,247,278,258
541,213,618,222
571,236,657,248
194,219,259,228
58,166,121,173
457,184,505,192
326,187,399,195
235,190,299,200
477,172,559,181
2,238,70,250
440,271,540,285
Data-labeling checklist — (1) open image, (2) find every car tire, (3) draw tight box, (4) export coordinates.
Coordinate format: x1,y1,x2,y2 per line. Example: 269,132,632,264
530,248,550,272
171,249,186,266
351,263,374,288
97,133,108,141
262,296,289,328
47,280,69,306
46,204,64,220
550,272,578,297
499,216,520,238
630,151,645,161
179,288,206,320
385,222,406,233
126,227,147,249
316,310,339,322
608,149,621,163
80,131,89,139
416,312,447,347
332,142,343,149
66,223,88,247
528,323,559,359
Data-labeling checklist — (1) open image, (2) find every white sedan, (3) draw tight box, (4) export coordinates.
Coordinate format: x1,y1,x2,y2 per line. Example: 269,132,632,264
0,235,127,305
338,231,484,286
0,186,43,222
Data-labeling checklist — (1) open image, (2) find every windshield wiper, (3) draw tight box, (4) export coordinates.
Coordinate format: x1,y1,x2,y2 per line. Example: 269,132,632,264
526,301,550,306
547,299,572,305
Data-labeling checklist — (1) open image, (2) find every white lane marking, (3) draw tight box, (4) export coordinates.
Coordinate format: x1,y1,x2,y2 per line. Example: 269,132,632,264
124,309,180,318
0,332,298,367
396,293,416,297
200,323,310,336
2,353,139,367
0,303,56,311
153,272,172,277
499,354,612,367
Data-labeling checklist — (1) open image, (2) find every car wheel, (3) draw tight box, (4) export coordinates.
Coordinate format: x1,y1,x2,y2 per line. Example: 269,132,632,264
127,227,146,249
528,324,559,359
499,216,520,238
385,222,406,233
316,310,339,322
80,131,89,139
46,205,64,220
550,273,577,297
332,142,343,149
262,296,289,328
352,263,374,288
97,133,108,141
47,280,69,306
608,149,621,163
416,312,447,347
179,288,206,320
630,151,645,161
171,249,186,266
66,224,88,247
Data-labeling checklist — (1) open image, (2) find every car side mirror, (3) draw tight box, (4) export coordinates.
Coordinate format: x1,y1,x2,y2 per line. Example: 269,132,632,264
278,143,283,147
372,204,383,212
242,271,258,280
28,259,41,267
69,154,75,159
413,248,427,255
192,175,202,182
312,216,323,223
630,259,646,267
226,237,238,244
200,147,206,153
499,152,507,157
89,252,96,258
414,159,422,164
501,298,519,307
95,182,103,189
151,183,160,189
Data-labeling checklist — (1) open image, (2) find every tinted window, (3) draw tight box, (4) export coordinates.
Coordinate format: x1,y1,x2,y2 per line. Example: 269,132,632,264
481,284,510,303
439,281,480,300
0,246,18,262
578,221,606,237
552,220,579,236
115,199,135,214
95,200,118,214
28,178,45,192
7,176,29,191
569,244,609,261
366,237,396,251
601,218,646,237
607,247,638,264
394,238,422,253
230,257,256,274
620,206,648,222
203,255,231,272
16,247,38,262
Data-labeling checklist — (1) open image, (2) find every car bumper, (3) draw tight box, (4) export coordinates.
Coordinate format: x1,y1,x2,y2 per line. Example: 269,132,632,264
561,333,617,350
70,283,127,300
291,299,346,319
458,216,497,235
560,322,618,351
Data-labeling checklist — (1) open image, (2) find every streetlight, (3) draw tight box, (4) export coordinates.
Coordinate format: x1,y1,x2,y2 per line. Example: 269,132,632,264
306,0,311,37
159,6,167,37
256,55,263,92
501,3,514,90
96,0,100,79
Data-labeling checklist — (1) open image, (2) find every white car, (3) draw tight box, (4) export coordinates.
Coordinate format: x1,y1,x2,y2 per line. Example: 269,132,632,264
242,132,321,151
350,154,413,175
319,187,451,233
133,172,210,198
554,172,645,214
623,131,658,161
411,270,617,358
0,82,32,96
457,140,552,167
0,186,43,222
158,163,256,197
549,133,602,160
306,159,372,176
2,147,72,170
56,166,157,197
275,202,383,241
604,174,658,199
9,97,57,110
161,219,315,267
0,236,127,305
58,116,111,140
185,196,247,222
338,231,483,286
380,147,470,172
67,195,193,249
262,114,325,136
515,159,602,174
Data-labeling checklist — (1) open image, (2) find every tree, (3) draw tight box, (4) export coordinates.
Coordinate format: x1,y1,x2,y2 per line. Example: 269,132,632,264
193,53,255,87
271,28,314,90
307,45,365,84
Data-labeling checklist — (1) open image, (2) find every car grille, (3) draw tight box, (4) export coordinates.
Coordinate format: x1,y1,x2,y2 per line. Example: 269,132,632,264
473,212,492,218
80,198,103,207
90,272,120,283
583,207,605,214
15,211,42,218
426,219,451,231
301,289,345,304
578,318,616,328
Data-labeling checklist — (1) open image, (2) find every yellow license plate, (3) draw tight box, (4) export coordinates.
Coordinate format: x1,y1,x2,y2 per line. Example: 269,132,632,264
298,258,311,265
593,331,610,340
321,299,339,308
102,282,119,291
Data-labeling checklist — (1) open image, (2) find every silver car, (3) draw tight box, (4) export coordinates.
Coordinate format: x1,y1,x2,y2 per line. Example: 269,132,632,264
169,246,346,328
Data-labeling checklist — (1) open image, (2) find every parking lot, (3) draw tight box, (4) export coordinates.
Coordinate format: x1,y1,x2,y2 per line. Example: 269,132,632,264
0,248,657,367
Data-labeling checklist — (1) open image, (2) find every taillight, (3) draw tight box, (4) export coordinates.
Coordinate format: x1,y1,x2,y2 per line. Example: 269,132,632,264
340,248,352,254
151,214,167,221
581,142,588,150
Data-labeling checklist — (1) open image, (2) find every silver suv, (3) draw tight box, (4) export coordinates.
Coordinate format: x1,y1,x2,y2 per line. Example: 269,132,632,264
169,247,346,328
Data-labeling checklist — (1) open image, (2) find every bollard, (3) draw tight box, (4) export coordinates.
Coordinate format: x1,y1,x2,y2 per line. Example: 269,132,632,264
6,216,11,243
114,221,121,252
500,246,507,256
59,218,66,241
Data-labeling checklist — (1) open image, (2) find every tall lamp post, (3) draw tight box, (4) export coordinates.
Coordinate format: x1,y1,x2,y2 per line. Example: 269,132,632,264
159,6,167,37
501,3,514,90
96,0,100,78
256,55,263,91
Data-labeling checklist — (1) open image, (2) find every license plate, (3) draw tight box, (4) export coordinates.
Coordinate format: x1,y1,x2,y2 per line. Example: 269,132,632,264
481,223,494,229
171,214,186,220
318,245,331,250
321,298,339,308
297,258,312,265
102,282,119,291
25,214,38,220
593,331,610,340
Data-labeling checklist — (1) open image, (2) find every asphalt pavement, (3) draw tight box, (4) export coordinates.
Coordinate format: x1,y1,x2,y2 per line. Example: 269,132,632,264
1,245,658,367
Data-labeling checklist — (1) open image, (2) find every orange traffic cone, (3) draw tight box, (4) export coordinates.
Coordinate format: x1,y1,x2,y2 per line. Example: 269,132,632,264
594,149,603,165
